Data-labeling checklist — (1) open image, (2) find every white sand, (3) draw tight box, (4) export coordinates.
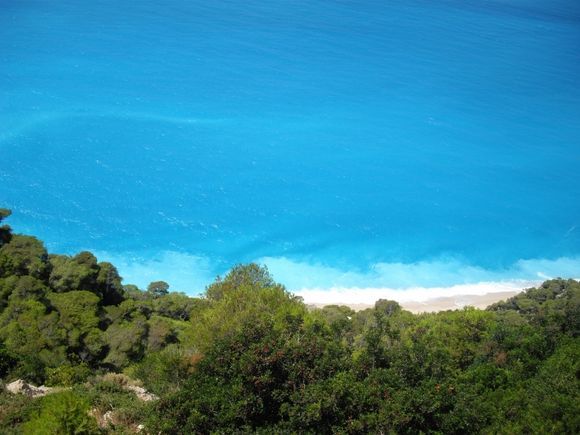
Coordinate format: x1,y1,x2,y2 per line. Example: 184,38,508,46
296,280,537,306
400,291,518,313
306,290,520,313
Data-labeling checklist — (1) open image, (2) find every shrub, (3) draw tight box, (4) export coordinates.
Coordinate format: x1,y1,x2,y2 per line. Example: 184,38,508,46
22,390,99,434
0,389,39,434
45,364,92,387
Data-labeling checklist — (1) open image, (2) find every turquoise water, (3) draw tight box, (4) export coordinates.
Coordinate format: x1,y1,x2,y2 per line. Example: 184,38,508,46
2,0,580,294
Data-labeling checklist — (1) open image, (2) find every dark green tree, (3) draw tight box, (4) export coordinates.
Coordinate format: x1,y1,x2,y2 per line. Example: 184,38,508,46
0,235,49,279
147,280,170,298
95,261,124,305
0,208,12,247
48,253,99,293
205,263,282,301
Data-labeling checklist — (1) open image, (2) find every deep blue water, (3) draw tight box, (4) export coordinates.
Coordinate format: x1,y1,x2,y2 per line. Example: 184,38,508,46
2,0,580,293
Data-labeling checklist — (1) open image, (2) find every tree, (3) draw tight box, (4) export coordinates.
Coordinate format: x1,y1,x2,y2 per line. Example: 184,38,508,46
48,253,99,293
205,263,283,301
152,292,197,321
95,262,124,305
0,298,67,372
314,305,355,342
0,235,49,279
103,316,149,369
147,315,177,351
0,342,17,378
0,208,12,247
0,276,49,313
147,281,170,298
192,267,303,352
48,291,104,363
150,312,347,433
375,299,402,316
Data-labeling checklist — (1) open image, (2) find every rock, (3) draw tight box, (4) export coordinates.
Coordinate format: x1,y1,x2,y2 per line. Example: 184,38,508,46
89,408,117,429
103,410,114,423
125,384,159,402
5,379,55,398
96,373,158,401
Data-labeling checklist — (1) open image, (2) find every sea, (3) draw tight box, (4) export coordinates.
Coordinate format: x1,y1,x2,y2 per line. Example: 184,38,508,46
1,0,579,302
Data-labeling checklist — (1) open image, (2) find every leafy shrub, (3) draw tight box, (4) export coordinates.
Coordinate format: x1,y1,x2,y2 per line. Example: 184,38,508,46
0,389,39,434
45,363,92,387
9,354,46,385
79,378,151,433
128,345,193,395
22,390,99,434
0,343,17,378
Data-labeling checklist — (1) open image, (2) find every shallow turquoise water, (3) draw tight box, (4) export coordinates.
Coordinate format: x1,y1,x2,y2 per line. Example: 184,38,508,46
2,0,579,293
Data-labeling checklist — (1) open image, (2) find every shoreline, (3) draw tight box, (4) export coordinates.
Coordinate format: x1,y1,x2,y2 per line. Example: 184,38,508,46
305,290,523,313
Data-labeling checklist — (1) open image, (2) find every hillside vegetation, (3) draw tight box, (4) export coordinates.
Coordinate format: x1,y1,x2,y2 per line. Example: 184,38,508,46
0,209,578,434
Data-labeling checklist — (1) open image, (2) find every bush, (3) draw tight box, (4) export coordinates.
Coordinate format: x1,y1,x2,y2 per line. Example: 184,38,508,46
9,355,46,385
78,377,151,432
128,345,193,395
45,364,92,387
22,390,99,434
0,343,17,379
0,389,39,434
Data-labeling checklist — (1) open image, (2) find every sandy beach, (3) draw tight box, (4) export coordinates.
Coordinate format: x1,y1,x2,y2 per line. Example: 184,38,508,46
308,290,519,313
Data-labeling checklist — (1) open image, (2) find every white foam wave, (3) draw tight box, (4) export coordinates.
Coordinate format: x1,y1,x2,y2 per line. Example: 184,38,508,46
257,255,580,292
88,250,579,305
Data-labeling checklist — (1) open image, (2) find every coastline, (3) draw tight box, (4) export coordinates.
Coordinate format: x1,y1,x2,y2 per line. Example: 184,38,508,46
306,290,519,313
299,280,540,313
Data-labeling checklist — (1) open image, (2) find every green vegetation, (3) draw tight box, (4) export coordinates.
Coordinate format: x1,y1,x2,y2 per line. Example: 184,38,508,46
22,391,99,435
0,209,578,433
